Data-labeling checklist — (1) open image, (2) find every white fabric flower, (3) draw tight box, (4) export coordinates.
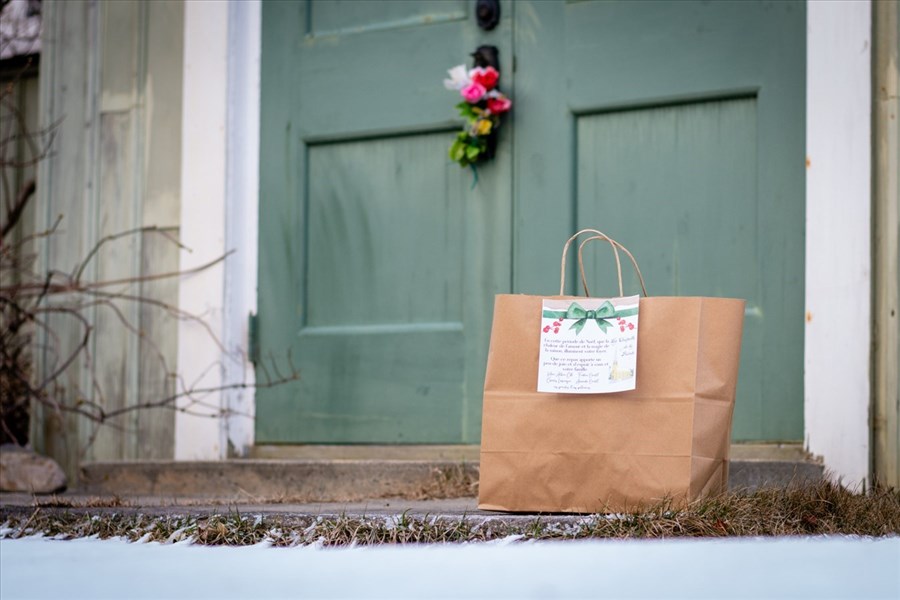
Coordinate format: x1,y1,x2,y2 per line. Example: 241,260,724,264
443,64,470,90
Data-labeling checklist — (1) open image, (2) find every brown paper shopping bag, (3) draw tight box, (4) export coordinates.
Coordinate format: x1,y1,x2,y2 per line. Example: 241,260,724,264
478,229,745,513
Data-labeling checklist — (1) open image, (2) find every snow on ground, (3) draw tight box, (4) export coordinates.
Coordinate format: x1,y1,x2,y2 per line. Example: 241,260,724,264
1,535,898,600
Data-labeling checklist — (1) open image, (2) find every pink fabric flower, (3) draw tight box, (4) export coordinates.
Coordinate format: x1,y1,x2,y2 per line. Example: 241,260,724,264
461,82,487,103
487,96,512,114
471,66,499,90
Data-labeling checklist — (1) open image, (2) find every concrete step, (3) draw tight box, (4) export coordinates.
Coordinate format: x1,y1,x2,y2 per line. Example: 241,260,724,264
78,460,479,503
78,445,823,502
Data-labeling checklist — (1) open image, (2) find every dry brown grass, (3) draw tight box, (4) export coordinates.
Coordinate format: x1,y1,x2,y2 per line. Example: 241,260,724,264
1,481,897,546
27,495,128,509
412,464,479,500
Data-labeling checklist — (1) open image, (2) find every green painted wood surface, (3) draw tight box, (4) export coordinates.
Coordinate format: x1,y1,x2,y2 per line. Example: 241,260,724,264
257,0,805,443
256,0,513,443
513,0,806,441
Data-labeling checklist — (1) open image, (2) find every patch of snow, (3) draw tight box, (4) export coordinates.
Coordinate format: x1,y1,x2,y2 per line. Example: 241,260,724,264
1,535,898,599
382,515,401,530
165,527,189,545
483,534,525,546
301,521,319,536
134,532,153,544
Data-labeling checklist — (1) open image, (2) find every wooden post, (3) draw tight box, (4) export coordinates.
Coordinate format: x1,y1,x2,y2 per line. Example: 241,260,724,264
872,0,900,488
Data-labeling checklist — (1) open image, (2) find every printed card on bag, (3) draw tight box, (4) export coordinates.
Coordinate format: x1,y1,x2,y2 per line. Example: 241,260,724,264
537,296,639,394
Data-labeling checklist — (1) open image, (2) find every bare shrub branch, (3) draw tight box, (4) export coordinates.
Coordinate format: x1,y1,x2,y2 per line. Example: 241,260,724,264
2,218,299,449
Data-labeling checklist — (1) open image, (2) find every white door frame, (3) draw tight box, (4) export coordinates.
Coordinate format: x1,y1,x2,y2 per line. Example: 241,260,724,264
175,0,260,459
175,0,876,483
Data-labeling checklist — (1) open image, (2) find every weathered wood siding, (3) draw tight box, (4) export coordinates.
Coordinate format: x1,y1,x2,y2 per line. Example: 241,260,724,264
873,0,900,488
1,66,40,283
34,0,183,476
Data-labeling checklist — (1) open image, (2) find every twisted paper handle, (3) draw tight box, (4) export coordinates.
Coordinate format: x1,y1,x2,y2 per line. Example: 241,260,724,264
559,228,648,297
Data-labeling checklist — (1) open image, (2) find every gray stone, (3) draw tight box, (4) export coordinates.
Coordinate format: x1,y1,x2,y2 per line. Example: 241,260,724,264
728,460,824,491
0,445,67,494
77,449,823,501
79,459,478,502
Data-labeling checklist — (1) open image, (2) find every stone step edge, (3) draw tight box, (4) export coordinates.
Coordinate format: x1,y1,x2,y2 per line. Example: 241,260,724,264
78,459,824,501
251,443,817,463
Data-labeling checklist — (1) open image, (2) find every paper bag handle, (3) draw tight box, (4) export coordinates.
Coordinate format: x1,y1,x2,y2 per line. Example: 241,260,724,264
559,228,648,297
578,235,624,297
578,236,649,297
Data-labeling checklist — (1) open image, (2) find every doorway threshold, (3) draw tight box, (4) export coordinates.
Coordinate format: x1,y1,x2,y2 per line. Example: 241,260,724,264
249,445,481,461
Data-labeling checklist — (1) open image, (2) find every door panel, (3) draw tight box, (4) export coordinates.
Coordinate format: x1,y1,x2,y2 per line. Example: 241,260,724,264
308,0,467,36
576,98,758,298
513,0,805,441
576,98,766,439
256,0,513,443
306,134,464,327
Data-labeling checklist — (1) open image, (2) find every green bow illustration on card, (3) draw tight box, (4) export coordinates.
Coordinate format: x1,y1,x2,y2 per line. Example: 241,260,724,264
542,301,639,334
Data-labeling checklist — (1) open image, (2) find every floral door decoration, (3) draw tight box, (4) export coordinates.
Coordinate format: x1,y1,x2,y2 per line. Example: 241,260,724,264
443,53,512,169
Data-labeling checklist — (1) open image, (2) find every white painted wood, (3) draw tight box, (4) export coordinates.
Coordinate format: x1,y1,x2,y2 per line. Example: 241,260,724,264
804,0,872,486
223,0,262,457
175,0,262,459
175,0,229,460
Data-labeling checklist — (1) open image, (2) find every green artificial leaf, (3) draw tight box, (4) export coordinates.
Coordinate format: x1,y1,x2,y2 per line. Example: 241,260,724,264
466,144,481,161
449,140,466,163
456,102,477,121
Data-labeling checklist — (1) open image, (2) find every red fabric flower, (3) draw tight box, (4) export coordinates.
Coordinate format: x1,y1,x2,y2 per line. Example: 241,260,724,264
471,66,499,91
487,96,512,114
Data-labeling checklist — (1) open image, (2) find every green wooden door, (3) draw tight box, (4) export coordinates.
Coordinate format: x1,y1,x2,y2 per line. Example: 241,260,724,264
513,1,805,441
257,0,805,444
256,0,513,443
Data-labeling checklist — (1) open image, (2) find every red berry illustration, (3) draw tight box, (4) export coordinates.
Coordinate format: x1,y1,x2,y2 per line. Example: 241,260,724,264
543,325,551,333
620,326,625,332
553,327,560,334
628,323,635,330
